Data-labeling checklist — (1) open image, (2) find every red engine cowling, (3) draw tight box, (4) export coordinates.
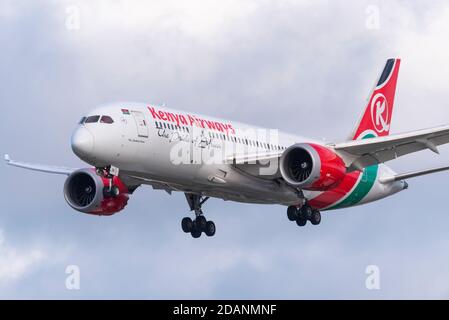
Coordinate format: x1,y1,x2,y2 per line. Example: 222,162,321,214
279,143,346,191
63,168,129,216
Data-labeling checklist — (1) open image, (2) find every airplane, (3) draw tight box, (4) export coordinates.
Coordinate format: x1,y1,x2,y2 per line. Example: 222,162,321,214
6,58,449,238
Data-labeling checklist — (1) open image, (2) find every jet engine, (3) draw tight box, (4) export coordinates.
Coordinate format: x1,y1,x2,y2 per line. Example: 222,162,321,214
279,143,346,191
63,168,129,215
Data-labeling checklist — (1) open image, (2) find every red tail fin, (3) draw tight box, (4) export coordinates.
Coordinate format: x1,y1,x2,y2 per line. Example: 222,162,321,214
351,58,401,140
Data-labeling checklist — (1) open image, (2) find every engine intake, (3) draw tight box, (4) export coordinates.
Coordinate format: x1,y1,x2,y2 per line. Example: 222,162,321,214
280,143,346,191
64,169,129,215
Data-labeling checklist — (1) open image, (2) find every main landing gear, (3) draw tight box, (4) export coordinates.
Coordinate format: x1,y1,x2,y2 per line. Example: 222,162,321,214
287,204,321,227
182,194,216,238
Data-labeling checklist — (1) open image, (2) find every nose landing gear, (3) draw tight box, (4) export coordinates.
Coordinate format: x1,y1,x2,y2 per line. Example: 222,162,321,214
287,204,321,227
182,194,216,238
97,165,121,198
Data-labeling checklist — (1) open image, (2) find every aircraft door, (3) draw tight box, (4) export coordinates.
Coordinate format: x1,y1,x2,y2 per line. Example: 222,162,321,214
131,111,149,138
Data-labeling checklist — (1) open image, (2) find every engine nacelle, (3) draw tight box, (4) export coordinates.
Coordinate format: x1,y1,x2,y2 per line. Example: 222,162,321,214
63,168,129,216
279,143,346,191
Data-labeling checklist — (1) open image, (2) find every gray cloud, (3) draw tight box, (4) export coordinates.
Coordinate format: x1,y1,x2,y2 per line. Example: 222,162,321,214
1,0,449,299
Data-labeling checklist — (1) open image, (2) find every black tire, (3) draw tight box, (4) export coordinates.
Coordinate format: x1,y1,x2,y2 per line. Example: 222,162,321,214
111,185,120,197
296,217,307,227
196,216,207,231
311,210,321,225
181,217,193,233
103,185,119,198
205,221,216,237
191,228,202,238
287,206,298,221
301,205,313,220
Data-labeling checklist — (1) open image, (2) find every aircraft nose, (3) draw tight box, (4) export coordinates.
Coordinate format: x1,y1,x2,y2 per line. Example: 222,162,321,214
71,127,94,159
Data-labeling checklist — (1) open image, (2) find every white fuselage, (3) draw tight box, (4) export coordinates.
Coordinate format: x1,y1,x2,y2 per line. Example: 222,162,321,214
71,103,405,209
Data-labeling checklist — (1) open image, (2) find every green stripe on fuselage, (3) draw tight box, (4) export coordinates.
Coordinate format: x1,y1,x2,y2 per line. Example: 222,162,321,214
326,133,378,210
327,164,378,210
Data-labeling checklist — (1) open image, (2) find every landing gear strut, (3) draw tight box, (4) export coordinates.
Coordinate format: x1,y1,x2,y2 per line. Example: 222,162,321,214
182,194,216,238
286,204,321,227
96,166,120,198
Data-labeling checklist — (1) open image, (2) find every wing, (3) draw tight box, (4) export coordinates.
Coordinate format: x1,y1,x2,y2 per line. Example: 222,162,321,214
332,125,449,171
380,165,449,183
4,154,76,175
225,151,284,179
226,151,284,165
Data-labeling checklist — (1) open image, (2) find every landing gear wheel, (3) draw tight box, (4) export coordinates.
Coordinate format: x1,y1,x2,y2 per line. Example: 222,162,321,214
205,221,216,237
296,216,307,227
181,217,193,233
103,185,120,198
310,210,321,225
301,205,313,220
110,185,120,197
191,227,202,238
183,194,216,238
196,216,207,231
287,206,298,221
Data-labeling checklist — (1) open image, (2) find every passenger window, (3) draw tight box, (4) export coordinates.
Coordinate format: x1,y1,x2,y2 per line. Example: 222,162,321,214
85,115,100,123
100,116,114,124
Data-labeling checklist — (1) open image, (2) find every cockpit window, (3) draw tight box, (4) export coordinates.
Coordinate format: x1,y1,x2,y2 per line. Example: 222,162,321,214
100,115,114,124
85,115,100,123
79,117,86,124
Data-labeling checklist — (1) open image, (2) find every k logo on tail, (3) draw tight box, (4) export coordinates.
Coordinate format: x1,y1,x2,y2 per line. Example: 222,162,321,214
350,58,400,140
371,93,389,133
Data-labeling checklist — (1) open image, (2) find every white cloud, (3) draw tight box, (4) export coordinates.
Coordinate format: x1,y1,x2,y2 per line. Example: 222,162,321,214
379,2,449,130
0,230,45,285
58,0,259,42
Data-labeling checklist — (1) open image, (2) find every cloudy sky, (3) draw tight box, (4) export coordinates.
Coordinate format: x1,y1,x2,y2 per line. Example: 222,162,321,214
2,0,449,299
